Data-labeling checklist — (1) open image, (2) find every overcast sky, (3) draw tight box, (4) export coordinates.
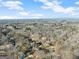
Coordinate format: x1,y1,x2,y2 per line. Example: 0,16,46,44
0,0,79,19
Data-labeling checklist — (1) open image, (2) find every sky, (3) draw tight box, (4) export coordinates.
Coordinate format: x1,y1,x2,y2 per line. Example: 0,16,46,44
0,0,79,19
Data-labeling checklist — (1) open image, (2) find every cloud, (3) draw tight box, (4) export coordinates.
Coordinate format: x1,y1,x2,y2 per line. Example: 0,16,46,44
0,0,44,18
0,16,16,19
34,0,48,3
75,1,79,5
19,11,29,16
1,1,23,11
30,16,42,19
42,1,75,14
31,13,43,17
34,0,79,15
19,11,43,17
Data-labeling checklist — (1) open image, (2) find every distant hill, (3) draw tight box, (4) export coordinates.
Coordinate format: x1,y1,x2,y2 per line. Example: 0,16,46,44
0,18,79,24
